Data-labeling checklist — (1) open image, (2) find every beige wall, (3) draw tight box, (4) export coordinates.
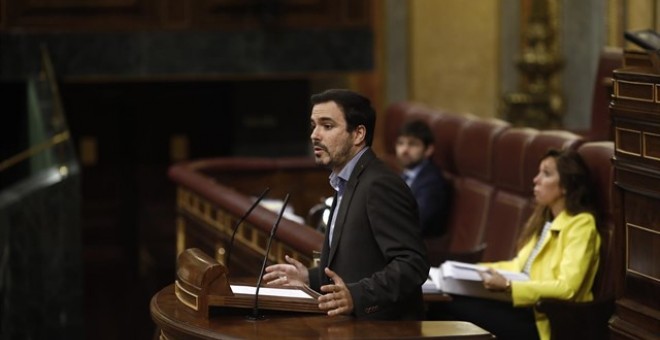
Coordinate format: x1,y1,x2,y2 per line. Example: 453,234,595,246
409,0,500,117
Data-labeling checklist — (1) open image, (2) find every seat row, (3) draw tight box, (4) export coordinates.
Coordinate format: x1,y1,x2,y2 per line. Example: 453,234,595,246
382,101,617,338
382,102,614,269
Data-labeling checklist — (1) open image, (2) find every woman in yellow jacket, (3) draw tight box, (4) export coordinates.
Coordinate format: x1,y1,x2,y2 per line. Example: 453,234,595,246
440,149,600,340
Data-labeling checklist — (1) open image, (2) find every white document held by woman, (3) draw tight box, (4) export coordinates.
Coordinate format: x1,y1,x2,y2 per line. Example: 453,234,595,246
423,267,443,292
423,261,529,293
441,261,530,282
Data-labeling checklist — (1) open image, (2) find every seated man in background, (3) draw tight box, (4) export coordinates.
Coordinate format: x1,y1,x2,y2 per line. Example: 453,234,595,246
395,120,451,237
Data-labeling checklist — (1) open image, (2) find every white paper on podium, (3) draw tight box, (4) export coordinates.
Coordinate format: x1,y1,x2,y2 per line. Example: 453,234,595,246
230,285,316,299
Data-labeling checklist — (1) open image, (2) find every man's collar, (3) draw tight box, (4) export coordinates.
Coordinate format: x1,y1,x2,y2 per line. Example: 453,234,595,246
329,147,369,190
403,159,428,179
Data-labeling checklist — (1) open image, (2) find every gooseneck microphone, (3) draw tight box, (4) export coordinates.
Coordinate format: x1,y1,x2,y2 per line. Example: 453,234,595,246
225,187,270,268
247,193,290,321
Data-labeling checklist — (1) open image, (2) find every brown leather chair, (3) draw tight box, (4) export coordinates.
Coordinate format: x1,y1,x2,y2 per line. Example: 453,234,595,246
382,102,440,170
425,118,510,266
482,128,538,262
430,112,475,178
383,102,439,156
383,101,414,156
536,141,616,340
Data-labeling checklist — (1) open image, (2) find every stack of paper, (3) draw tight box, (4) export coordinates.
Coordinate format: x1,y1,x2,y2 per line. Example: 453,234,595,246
423,261,529,301
422,267,443,292
441,261,529,282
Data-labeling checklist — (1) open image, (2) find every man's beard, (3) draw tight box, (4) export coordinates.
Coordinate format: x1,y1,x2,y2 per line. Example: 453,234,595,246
315,141,353,171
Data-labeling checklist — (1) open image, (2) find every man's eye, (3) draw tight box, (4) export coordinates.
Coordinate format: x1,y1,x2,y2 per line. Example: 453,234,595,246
324,124,332,129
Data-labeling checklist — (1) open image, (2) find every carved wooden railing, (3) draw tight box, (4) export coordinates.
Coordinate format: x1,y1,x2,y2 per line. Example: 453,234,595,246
168,157,331,277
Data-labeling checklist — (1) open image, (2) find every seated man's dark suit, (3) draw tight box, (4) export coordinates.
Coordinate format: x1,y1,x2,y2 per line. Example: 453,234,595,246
409,160,451,237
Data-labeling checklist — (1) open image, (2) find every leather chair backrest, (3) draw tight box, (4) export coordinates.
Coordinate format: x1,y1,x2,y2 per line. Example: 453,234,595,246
384,102,415,155
482,128,538,261
430,112,475,177
446,118,510,254
577,141,615,298
454,118,510,181
492,128,538,194
383,102,438,156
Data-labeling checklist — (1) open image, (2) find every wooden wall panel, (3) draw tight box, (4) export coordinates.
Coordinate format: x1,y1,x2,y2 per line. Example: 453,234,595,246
0,0,371,31
191,0,370,29
3,0,165,30
610,54,660,340
624,194,660,284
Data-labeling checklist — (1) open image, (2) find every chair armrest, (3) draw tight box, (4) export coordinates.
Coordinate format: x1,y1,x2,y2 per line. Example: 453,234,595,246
536,297,614,340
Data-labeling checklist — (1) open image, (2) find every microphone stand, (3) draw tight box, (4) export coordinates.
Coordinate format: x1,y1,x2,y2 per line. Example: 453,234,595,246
226,187,270,268
246,193,290,321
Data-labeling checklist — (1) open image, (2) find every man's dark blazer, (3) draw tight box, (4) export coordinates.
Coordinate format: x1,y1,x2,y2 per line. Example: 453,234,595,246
308,148,430,320
410,160,451,237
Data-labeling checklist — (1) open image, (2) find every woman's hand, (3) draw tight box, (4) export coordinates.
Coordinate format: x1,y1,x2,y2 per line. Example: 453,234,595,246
263,255,310,287
478,267,511,292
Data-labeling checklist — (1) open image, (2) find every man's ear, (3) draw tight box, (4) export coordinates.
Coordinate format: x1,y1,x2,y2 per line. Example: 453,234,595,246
353,125,366,146
424,144,435,158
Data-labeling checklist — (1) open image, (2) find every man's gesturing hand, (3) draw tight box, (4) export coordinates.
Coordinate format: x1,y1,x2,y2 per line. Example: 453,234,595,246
318,267,354,316
263,255,309,286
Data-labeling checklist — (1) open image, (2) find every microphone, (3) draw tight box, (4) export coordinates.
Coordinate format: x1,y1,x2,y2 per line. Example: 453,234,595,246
247,193,290,321
225,187,270,269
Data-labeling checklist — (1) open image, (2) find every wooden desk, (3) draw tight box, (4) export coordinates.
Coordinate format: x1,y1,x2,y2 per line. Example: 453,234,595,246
423,292,453,302
151,285,493,339
610,63,660,339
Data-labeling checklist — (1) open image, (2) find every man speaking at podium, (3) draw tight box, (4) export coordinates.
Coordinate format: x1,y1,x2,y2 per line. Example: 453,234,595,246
263,89,430,320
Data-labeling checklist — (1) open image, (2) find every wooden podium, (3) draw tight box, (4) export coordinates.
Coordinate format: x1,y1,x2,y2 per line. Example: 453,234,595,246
152,248,493,339
151,285,494,339
173,248,322,317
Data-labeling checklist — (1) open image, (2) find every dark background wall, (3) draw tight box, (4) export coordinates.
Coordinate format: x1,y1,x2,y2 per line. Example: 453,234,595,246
0,1,376,339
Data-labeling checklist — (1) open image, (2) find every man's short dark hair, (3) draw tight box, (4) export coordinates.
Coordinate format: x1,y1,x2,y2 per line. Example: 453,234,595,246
399,120,434,147
310,89,376,146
